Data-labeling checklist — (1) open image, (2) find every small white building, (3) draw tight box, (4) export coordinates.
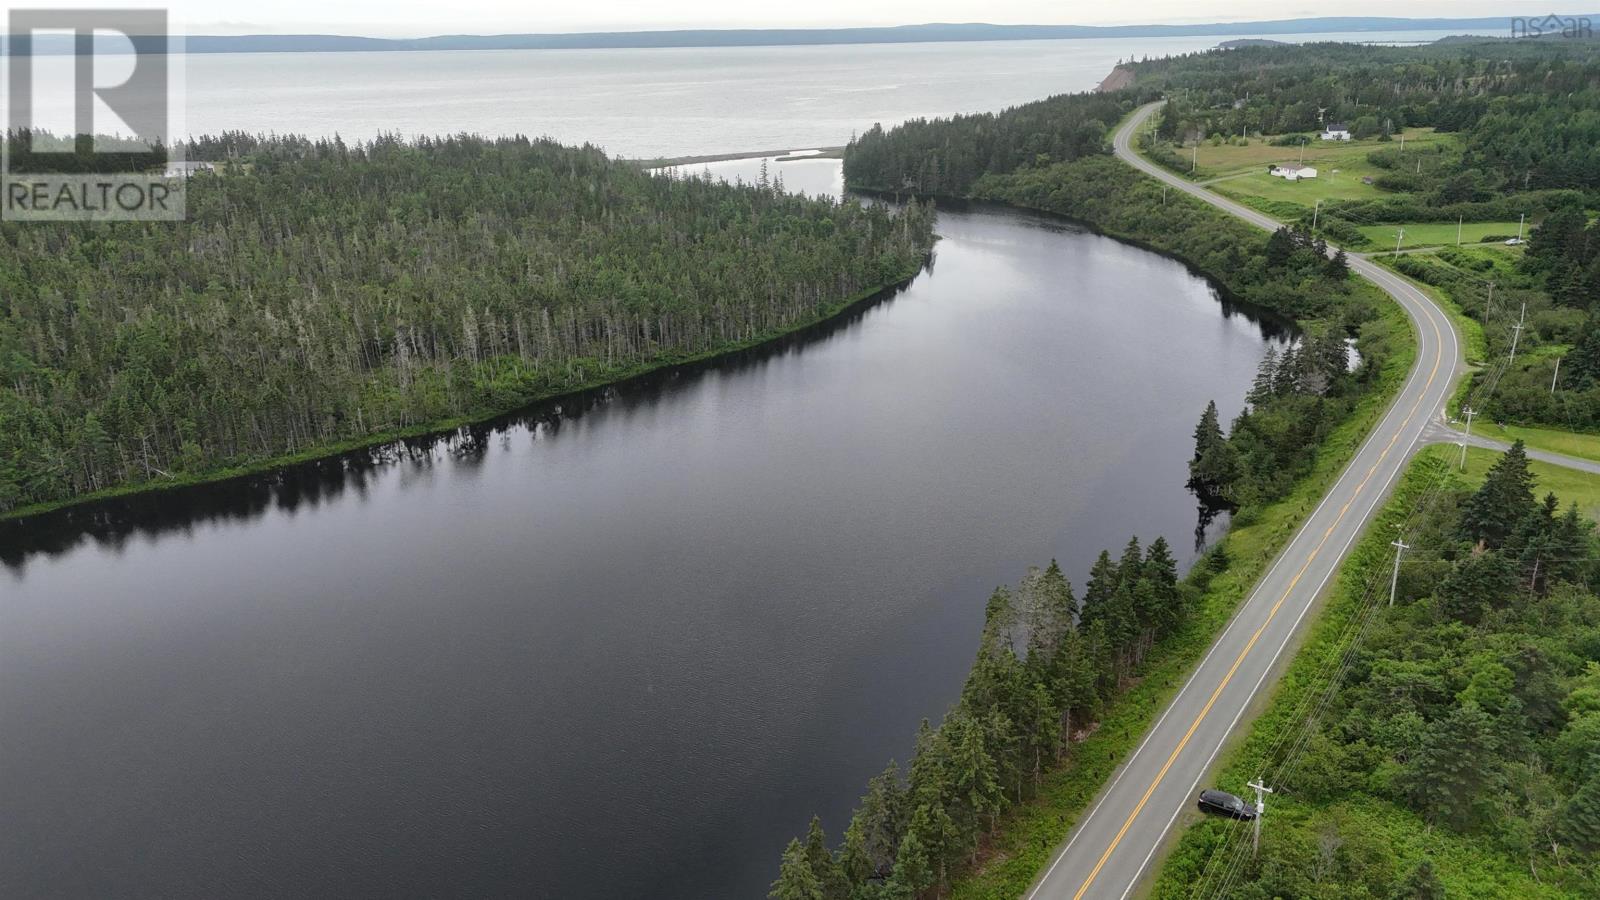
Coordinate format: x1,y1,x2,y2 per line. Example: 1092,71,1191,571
1320,124,1352,141
162,161,215,179
1270,165,1318,181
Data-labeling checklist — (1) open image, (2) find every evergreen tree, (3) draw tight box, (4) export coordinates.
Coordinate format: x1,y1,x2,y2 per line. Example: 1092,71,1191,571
1389,859,1446,900
1079,551,1119,628
1143,537,1179,593
1325,247,1350,280
836,822,876,894
1568,313,1600,388
1188,415,1242,503
1246,347,1280,407
881,827,932,900
1401,702,1499,830
1437,550,1519,625
1022,561,1076,664
1191,400,1225,465
771,839,826,900
802,816,848,900
1115,536,1144,588
1021,680,1059,784
1560,773,1600,853
850,762,906,878
1266,226,1297,268
1461,441,1537,547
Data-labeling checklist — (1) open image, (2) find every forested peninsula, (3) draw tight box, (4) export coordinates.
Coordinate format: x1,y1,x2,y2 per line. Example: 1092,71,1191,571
0,134,934,516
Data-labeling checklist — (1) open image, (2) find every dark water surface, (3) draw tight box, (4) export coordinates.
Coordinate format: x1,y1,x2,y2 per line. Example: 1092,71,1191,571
1,204,1286,899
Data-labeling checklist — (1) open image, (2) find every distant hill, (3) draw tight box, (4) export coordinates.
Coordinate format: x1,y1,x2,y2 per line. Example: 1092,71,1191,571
1216,38,1291,49
12,16,1598,55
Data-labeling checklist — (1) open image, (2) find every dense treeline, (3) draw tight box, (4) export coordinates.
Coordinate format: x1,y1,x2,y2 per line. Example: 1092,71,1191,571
1385,205,1600,432
1164,445,1600,897
0,133,934,514
783,43,1413,899
771,540,1203,899
842,93,1130,197
1143,38,1600,195
1189,278,1360,507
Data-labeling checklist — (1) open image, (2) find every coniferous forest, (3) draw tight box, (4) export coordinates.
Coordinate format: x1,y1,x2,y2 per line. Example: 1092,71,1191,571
1158,445,1600,898
784,34,1600,900
0,133,934,515
770,541,1196,900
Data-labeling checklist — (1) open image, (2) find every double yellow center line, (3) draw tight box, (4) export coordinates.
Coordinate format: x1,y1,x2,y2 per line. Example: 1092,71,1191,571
1067,254,1447,897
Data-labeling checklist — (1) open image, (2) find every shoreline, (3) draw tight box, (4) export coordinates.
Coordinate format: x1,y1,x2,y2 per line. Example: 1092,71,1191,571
0,255,928,532
634,146,845,168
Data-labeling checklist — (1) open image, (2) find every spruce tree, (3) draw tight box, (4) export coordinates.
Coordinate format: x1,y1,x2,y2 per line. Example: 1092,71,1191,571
1247,347,1279,407
882,827,932,900
771,839,825,900
1191,401,1225,466
1325,247,1350,280
802,816,848,900
1560,773,1600,853
1079,551,1119,628
1389,859,1446,900
1401,702,1499,830
1462,441,1537,548
850,762,906,879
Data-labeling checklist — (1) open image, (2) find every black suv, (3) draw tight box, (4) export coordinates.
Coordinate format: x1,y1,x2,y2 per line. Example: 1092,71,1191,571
1197,789,1257,820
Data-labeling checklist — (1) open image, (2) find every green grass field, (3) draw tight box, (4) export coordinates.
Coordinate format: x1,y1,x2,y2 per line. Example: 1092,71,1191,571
1176,128,1456,213
1356,221,1524,249
1470,421,1600,466
1211,169,1388,209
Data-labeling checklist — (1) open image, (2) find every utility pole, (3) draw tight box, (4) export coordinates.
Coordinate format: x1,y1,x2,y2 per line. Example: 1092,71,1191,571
1486,281,1495,320
1162,184,1168,205
1457,215,1463,246
1509,302,1527,368
1312,199,1321,231
1192,142,1198,173
1395,228,1405,257
1248,779,1274,856
1518,213,1526,243
1459,405,1476,470
1389,538,1411,606
1552,355,1563,393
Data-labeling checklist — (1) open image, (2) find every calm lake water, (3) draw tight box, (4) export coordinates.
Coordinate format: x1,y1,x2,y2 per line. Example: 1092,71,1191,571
6,30,1434,898
170,31,1490,157
2,172,1288,896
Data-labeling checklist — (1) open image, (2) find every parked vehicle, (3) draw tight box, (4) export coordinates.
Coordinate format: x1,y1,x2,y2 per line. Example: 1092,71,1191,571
1197,789,1257,820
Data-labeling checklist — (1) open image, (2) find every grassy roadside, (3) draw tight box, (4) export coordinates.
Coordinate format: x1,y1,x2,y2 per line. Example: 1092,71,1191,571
948,295,1417,899
1362,252,1600,464
1459,445,1600,520
0,259,927,524
1472,421,1600,466
1366,255,1485,420
1148,445,1582,900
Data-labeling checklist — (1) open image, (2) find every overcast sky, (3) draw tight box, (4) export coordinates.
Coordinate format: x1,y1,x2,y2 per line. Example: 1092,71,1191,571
79,0,1588,38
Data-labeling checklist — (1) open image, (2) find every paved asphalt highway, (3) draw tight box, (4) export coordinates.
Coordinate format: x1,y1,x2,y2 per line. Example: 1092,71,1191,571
1024,102,1465,900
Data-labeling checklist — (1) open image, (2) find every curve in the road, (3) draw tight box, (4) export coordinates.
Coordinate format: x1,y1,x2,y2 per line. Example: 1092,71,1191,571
1026,102,1464,900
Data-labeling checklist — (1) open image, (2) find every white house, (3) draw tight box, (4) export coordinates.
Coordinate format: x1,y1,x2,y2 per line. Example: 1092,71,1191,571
1270,165,1318,181
1320,124,1352,141
162,161,215,179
